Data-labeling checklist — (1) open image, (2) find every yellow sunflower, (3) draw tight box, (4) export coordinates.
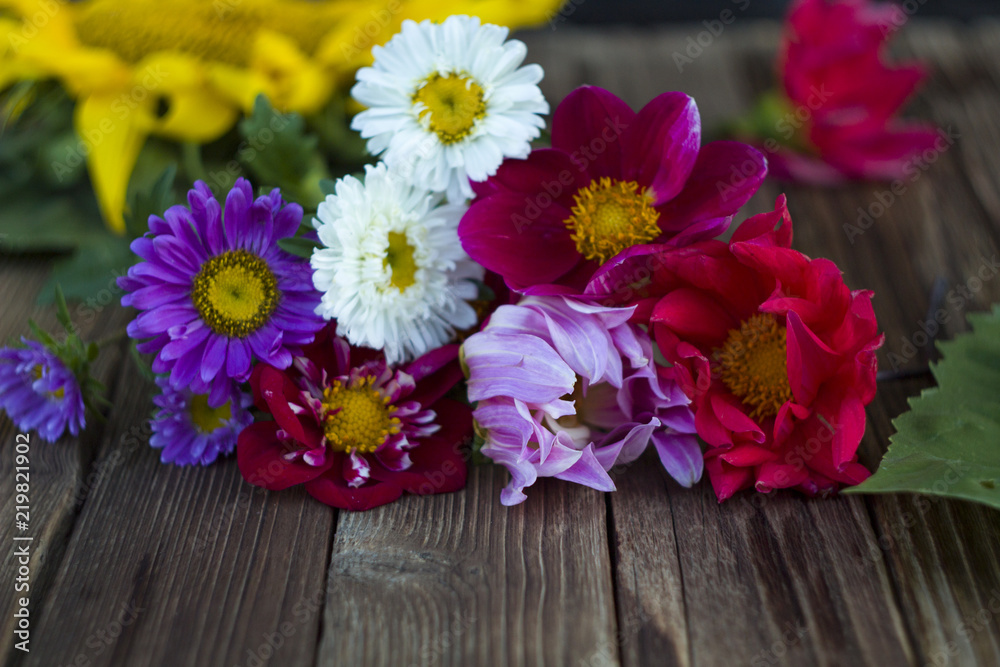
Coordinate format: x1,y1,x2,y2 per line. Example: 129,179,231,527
0,0,563,234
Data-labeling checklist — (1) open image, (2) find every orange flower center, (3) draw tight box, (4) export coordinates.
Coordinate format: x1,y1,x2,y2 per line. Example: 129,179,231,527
564,178,660,264
321,376,401,454
714,313,793,419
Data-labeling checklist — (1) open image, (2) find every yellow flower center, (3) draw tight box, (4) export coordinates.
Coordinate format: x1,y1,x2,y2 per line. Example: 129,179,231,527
321,376,401,454
31,365,64,400
383,231,418,291
714,313,793,420
188,394,232,433
565,178,661,264
191,250,279,338
72,0,347,66
413,73,486,145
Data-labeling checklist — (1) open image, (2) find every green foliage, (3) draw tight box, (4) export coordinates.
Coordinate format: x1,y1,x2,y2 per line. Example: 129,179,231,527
124,164,177,237
238,95,331,209
848,305,1000,510
277,236,321,259
27,284,111,419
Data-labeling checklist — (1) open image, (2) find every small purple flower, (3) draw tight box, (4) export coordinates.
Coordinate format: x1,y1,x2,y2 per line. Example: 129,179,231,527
149,376,253,466
0,339,86,442
463,295,701,505
119,178,324,407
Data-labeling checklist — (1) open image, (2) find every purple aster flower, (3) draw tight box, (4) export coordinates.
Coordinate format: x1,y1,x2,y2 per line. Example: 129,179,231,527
463,295,701,505
149,376,253,465
120,178,324,407
0,339,86,442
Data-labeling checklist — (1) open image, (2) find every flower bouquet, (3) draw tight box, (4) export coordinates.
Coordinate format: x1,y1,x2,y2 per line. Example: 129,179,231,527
3,0,997,515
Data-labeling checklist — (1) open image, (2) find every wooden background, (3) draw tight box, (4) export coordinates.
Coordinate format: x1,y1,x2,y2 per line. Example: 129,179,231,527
3,20,1000,667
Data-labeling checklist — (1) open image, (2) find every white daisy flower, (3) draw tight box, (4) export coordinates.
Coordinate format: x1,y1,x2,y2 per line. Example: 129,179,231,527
311,162,484,364
350,15,549,203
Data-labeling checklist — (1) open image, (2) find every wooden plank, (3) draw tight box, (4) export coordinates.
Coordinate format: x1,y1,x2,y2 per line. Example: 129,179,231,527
738,21,1000,667
313,28,624,667
4,21,1000,667
316,465,620,667
19,365,337,667
0,258,131,663
570,26,916,666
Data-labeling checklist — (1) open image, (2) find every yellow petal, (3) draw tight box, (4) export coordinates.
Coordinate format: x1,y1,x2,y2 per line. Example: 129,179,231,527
250,30,331,114
205,63,266,113
130,53,237,142
75,93,147,234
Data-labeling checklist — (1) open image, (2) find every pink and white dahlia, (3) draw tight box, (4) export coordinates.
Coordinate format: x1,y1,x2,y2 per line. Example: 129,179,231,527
463,295,700,505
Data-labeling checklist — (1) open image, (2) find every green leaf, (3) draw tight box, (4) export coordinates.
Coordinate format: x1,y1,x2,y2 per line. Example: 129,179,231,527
305,96,370,167
847,305,1000,510
125,163,177,237
0,189,105,252
54,283,72,331
318,178,338,197
36,233,136,305
277,236,320,259
129,342,156,382
27,320,56,349
238,95,330,209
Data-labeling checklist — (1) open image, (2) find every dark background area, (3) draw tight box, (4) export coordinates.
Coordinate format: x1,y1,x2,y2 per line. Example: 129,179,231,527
564,0,1000,23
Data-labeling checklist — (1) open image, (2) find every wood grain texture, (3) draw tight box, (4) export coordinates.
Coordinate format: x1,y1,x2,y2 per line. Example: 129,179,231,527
0,258,130,664
317,464,620,667
18,366,336,667
3,21,1000,667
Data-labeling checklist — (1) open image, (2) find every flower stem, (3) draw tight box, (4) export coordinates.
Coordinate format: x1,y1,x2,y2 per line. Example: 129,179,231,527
95,329,130,348
182,142,208,184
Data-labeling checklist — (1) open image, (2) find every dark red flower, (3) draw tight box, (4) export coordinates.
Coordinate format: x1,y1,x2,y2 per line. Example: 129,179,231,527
587,196,883,500
745,0,940,183
237,326,470,510
459,86,766,294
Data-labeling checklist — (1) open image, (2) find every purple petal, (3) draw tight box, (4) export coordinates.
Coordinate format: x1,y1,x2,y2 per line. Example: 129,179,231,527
552,442,616,492
652,432,703,487
200,334,228,383
226,338,251,380
463,330,576,405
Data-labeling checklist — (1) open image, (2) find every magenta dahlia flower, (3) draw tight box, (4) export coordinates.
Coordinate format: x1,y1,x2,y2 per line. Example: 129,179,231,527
587,196,883,500
120,179,324,407
149,376,253,466
458,86,767,293
0,339,86,442
237,326,470,511
734,0,939,183
463,295,700,505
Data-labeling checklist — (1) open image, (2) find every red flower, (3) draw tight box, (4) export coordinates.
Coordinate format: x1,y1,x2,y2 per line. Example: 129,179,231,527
458,86,766,294
237,326,470,510
587,196,883,500
745,0,939,183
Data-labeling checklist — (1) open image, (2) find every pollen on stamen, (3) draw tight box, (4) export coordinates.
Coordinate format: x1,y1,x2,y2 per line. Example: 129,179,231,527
714,313,794,420
565,178,661,264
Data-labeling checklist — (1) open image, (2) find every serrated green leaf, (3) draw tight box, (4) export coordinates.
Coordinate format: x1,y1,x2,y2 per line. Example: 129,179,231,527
54,283,72,330
125,162,177,237
27,320,56,348
36,233,135,305
318,178,338,197
0,189,105,252
306,96,370,167
277,236,320,259
130,342,156,382
238,95,330,209
847,305,1000,510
